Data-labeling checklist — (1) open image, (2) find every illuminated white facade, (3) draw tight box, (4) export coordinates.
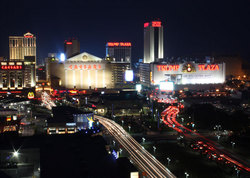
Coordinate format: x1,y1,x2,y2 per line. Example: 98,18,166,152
148,62,226,86
64,52,112,89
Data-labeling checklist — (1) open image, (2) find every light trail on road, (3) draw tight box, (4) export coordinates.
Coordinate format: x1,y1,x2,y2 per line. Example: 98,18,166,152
161,105,250,173
95,115,176,178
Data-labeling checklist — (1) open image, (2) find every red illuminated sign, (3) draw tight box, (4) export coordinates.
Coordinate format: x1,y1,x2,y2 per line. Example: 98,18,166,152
66,42,72,45
157,65,180,71
144,22,149,28
24,35,33,38
198,64,219,71
68,64,102,70
0,91,21,94
152,21,161,27
107,42,131,47
1,65,23,70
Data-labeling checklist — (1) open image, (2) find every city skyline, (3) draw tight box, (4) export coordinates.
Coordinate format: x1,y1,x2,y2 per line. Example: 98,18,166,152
0,0,250,63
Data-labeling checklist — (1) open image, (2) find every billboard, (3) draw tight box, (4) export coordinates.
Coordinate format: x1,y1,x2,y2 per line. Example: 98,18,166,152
152,63,225,85
125,70,134,82
159,81,174,91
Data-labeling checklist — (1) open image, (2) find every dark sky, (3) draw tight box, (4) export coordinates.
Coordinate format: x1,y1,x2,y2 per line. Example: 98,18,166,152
0,0,250,63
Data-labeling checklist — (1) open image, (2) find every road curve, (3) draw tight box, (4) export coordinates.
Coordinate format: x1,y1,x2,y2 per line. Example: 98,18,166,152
161,106,250,173
95,115,176,178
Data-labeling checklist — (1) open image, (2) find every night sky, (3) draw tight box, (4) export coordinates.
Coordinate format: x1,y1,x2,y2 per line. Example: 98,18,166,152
0,0,249,64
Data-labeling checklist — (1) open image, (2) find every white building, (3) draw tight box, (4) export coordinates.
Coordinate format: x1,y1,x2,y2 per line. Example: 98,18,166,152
63,52,112,89
140,62,226,89
144,21,164,63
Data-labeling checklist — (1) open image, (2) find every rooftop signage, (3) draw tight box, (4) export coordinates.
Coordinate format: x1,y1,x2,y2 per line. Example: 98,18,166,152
107,42,131,47
157,65,180,71
24,32,34,38
144,21,162,28
152,21,161,27
198,64,219,71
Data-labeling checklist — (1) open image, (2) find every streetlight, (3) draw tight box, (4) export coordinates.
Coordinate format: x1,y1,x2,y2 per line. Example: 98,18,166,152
122,120,124,127
167,157,171,166
142,137,146,143
231,141,235,149
181,118,184,123
216,135,221,141
113,140,115,146
128,126,131,132
234,166,240,177
185,172,189,178
214,125,221,131
192,123,195,128
153,146,156,153
13,151,18,158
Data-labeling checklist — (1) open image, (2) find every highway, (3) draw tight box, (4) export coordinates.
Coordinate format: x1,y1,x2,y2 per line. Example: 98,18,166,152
95,115,176,178
161,106,250,173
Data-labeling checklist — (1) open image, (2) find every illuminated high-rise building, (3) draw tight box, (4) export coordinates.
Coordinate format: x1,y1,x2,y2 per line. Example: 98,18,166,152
8,32,36,88
106,42,132,63
64,39,80,59
9,32,36,62
143,21,164,63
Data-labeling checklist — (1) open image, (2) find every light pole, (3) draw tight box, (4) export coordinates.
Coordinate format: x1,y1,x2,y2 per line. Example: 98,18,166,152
181,118,184,123
142,137,145,143
185,172,189,178
234,166,240,177
214,125,221,131
113,140,115,146
167,157,171,166
231,141,235,149
153,146,156,153
216,135,221,141
128,126,131,132
122,120,124,127
192,123,195,129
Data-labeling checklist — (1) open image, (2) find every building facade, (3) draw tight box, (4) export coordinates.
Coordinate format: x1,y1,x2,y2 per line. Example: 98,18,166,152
9,32,36,62
8,32,36,89
106,42,132,63
64,39,80,59
46,52,136,90
46,52,112,89
110,62,131,88
144,21,164,63
0,61,24,89
139,63,151,87
64,53,112,89
140,62,226,89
